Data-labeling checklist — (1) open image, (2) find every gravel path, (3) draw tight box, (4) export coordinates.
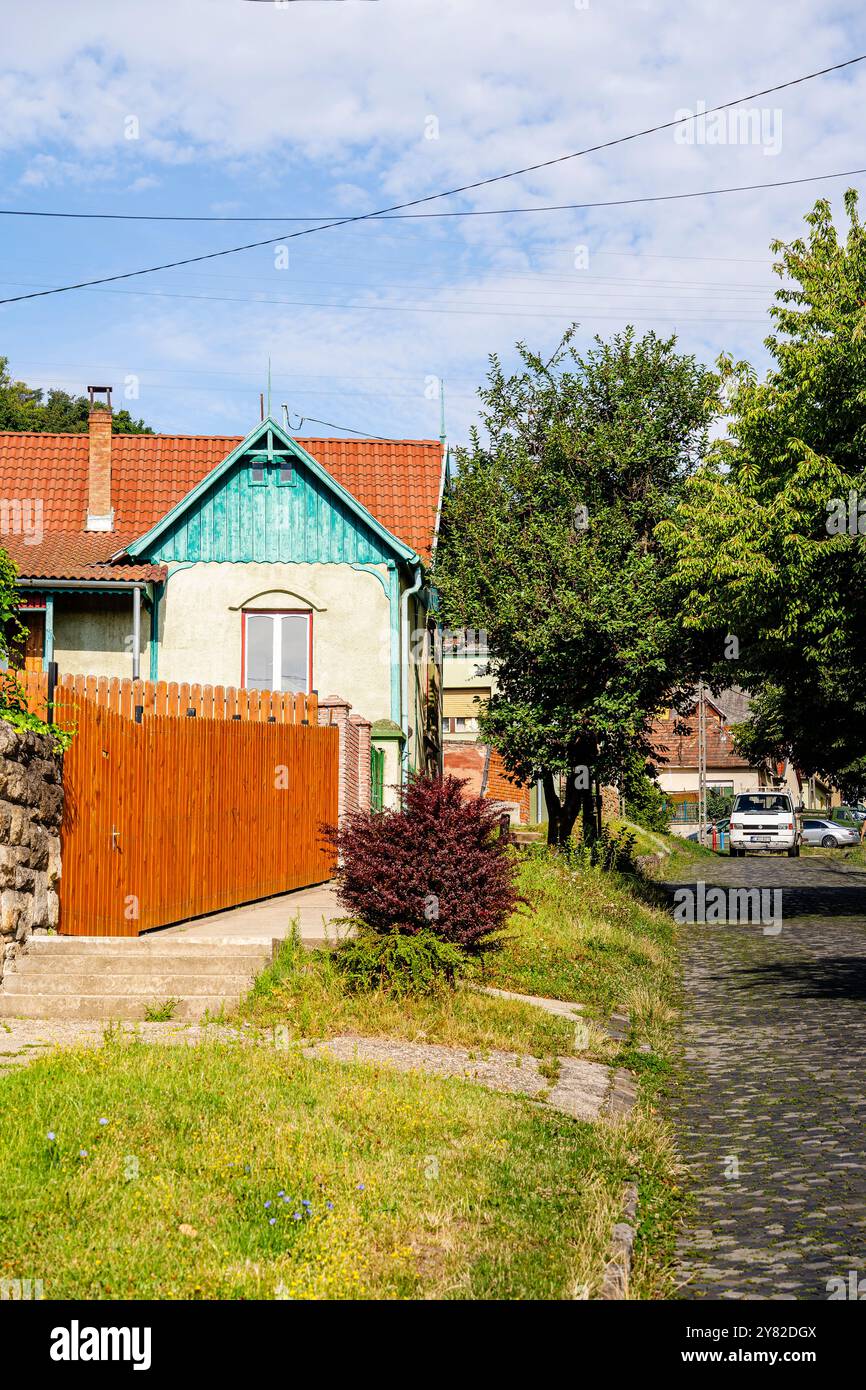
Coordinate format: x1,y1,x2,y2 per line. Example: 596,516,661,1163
662,853,866,1300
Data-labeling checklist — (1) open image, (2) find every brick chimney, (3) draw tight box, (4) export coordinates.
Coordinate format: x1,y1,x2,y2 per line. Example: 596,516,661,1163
86,385,114,532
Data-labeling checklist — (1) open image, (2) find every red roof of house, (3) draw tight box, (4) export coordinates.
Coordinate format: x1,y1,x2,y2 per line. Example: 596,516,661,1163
0,429,444,581
649,705,752,770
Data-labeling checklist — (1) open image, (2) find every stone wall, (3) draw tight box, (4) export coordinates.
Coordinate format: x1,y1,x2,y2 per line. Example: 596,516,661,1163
0,722,62,982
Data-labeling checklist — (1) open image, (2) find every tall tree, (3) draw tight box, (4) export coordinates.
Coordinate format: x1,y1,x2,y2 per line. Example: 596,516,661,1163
0,357,152,434
658,191,866,796
435,327,719,844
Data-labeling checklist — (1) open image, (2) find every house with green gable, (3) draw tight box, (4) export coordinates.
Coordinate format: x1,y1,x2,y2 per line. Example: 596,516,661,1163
0,392,447,801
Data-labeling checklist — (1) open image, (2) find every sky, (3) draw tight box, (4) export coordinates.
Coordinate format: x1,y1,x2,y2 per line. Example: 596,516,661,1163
0,0,864,446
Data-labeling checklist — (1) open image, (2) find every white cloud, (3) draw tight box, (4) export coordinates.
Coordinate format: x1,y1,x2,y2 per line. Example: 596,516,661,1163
1,0,864,439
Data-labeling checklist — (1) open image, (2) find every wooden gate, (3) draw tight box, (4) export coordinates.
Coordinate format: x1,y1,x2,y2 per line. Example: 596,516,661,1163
12,674,338,936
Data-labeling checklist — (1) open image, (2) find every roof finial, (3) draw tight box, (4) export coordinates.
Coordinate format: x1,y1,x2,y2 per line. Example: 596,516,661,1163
439,377,446,449
267,356,272,420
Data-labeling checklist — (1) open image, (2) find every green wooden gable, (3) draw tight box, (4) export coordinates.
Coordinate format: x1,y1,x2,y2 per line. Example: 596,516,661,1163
125,419,418,566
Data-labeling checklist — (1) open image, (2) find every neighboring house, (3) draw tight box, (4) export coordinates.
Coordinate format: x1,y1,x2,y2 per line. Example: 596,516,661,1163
441,628,535,822
0,394,447,802
648,687,836,831
441,628,492,739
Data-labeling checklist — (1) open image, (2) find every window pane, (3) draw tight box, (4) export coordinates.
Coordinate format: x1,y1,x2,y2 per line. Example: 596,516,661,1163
246,614,274,690
280,614,309,692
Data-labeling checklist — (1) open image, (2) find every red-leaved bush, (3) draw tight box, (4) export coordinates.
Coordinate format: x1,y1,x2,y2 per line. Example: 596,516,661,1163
330,774,519,955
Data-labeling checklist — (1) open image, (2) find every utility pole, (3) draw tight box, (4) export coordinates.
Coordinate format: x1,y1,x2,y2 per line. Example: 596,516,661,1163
697,679,707,846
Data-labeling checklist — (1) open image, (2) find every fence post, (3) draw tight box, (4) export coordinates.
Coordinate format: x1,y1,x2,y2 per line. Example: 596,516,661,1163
351,713,372,812
318,695,351,826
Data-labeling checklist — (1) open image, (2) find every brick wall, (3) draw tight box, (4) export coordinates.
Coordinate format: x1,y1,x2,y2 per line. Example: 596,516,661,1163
442,740,530,823
318,696,374,825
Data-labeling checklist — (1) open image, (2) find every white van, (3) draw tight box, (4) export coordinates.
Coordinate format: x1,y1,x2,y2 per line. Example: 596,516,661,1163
728,791,799,857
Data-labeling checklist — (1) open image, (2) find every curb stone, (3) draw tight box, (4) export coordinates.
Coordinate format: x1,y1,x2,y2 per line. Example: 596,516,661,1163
597,1182,639,1299
606,1006,631,1042
605,1067,638,1118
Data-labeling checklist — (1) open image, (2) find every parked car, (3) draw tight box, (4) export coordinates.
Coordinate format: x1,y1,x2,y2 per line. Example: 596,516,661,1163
799,817,861,848
685,818,729,845
802,805,864,827
729,792,799,857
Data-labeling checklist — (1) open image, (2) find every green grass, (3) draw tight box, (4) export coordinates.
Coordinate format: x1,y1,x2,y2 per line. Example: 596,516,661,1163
143,998,180,1023
486,849,678,1032
0,1036,670,1300
242,928,575,1061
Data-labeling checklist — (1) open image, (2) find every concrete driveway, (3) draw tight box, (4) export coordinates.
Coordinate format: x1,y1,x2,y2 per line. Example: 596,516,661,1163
154,881,344,947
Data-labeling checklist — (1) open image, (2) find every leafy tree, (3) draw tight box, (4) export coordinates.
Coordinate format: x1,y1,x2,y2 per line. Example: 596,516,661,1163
657,191,866,796
435,327,719,845
619,752,674,833
0,357,152,434
706,787,734,823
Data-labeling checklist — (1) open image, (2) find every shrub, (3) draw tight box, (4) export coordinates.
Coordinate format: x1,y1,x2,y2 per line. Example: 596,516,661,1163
332,927,472,996
621,763,673,834
330,773,519,956
560,823,637,874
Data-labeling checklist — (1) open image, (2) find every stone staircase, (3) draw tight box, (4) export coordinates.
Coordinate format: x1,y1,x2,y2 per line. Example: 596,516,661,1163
0,936,274,1021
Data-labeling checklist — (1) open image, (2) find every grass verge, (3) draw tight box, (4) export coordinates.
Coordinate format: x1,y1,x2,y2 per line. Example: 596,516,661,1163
1,1035,660,1300
238,847,685,1298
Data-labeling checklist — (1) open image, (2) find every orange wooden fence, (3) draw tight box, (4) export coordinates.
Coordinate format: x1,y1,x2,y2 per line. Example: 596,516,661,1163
19,677,337,936
10,670,318,725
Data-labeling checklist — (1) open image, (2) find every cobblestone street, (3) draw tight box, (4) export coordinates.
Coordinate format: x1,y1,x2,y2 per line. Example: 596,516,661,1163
663,853,866,1300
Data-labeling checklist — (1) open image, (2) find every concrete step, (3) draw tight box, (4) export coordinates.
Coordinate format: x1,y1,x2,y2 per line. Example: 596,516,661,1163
23,937,273,958
0,993,238,1021
1,971,260,996
0,935,275,1021
14,952,270,977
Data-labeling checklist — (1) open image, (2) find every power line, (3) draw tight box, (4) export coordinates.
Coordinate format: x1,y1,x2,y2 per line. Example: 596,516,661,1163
288,413,405,440
1,51,864,308
3,163,864,224
0,276,774,321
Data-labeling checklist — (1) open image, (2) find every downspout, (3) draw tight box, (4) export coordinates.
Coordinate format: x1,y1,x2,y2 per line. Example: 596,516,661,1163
148,581,161,682
132,584,141,680
42,593,55,672
400,562,423,783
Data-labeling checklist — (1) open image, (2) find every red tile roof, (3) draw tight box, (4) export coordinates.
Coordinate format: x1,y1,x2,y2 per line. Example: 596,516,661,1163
0,429,444,581
650,705,752,770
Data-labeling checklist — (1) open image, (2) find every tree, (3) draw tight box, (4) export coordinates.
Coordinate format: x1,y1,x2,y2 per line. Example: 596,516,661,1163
435,327,719,845
0,357,152,434
657,191,866,796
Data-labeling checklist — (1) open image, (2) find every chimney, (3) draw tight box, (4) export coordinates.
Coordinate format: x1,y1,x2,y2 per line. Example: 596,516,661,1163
86,385,114,532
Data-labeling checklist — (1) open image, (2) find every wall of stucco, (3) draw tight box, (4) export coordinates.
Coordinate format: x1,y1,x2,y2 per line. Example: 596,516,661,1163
656,767,804,803
53,594,148,680
156,562,394,726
